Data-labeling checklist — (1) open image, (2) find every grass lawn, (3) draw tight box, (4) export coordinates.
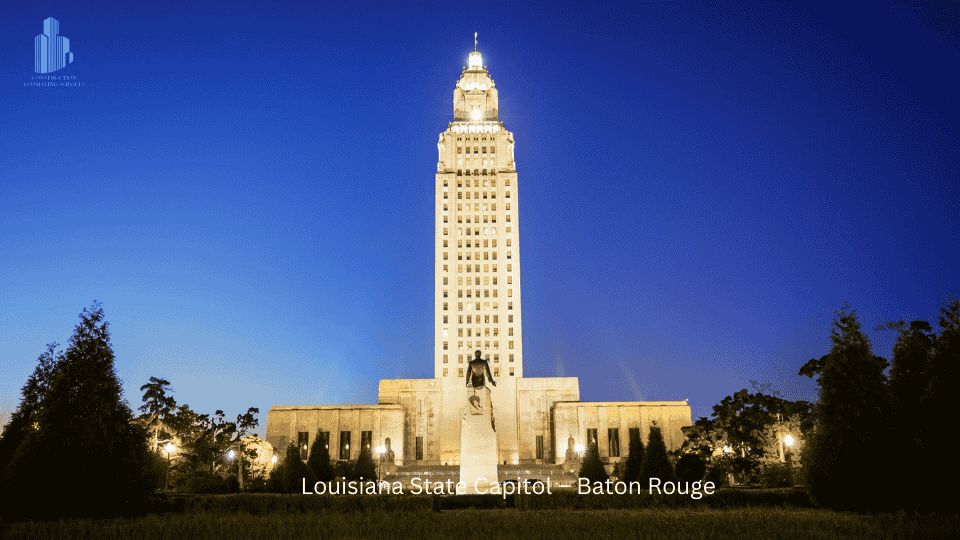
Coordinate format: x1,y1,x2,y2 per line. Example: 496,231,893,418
4,507,958,539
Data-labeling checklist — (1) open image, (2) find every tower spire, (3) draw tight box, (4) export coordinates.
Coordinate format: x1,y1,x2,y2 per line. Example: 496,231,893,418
474,32,477,52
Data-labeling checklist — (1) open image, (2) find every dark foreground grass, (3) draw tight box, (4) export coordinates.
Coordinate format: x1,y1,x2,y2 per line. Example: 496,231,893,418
4,508,958,540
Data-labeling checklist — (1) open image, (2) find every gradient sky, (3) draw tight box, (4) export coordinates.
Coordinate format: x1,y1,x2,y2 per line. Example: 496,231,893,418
1,1,957,438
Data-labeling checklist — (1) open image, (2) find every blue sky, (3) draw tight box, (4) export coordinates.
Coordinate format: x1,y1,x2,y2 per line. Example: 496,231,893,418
1,1,957,438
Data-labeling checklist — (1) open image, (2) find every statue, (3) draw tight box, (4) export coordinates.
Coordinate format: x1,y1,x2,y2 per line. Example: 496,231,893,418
507,133,515,161
384,437,395,464
465,349,496,430
380,437,397,476
564,435,576,461
437,133,445,159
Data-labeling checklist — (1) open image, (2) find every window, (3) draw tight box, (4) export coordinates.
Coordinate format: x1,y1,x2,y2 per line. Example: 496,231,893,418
443,315,448,323
340,431,351,461
443,354,448,363
493,354,499,363
443,303,448,311
493,289,498,298
458,340,463,349
507,276,512,285
506,215,511,222
509,367,514,376
443,368,448,376
458,303,463,311
298,432,309,460
509,354,514,362
443,228,448,235
536,435,544,460
506,202,511,210
458,368,464,377
508,302,513,310
443,277,448,285
361,431,372,452
493,315,498,323
608,429,621,458
508,327,513,336
443,290,448,298
415,436,424,461
509,341,514,349
507,289,512,297
629,427,640,448
587,428,598,447
319,430,330,451
507,264,511,272
494,367,499,377
443,252,448,260
443,341,448,350
459,354,464,363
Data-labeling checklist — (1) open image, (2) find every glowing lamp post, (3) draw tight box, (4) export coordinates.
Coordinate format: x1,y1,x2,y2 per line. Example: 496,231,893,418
164,442,175,491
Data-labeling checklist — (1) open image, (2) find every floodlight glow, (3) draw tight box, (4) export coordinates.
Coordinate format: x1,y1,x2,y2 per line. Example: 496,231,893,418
468,52,482,68
471,109,482,120
165,442,174,453
228,449,235,459
723,445,732,454
784,434,795,447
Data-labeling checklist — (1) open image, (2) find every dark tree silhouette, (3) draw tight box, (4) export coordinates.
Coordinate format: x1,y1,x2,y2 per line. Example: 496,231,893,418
1,302,156,520
639,423,677,488
578,440,608,485
351,444,377,482
282,441,314,493
803,302,890,512
622,428,645,484
306,430,334,483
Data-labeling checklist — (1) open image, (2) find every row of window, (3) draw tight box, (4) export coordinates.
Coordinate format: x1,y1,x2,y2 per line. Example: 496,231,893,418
441,239,511,249
442,289,512,298
442,301,514,311
443,214,512,224
457,146,495,154
296,428,631,464
449,191,511,200
442,203,512,213
444,366,513,377
442,276,512,286
442,227,513,236
442,340,514,350
442,178,510,188
297,430,372,462
445,326,514,337
441,353,514,363
440,314,514,324
442,252,512,261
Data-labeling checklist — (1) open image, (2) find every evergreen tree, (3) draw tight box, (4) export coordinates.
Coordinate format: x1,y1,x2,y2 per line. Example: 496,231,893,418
887,319,934,503
578,440,608,485
803,302,890,512
282,441,314,494
622,428,645,484
639,423,677,488
1,302,156,520
0,343,63,476
351,444,377,482
919,298,960,510
306,430,334,483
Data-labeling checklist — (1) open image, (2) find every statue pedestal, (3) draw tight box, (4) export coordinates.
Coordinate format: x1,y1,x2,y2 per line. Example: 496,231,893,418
459,401,499,495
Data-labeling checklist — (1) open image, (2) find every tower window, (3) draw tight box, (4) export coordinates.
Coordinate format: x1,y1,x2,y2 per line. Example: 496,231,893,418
509,367,514,376
443,368,449,376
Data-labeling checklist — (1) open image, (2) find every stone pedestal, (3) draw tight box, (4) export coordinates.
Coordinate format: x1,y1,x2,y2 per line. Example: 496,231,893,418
459,392,499,494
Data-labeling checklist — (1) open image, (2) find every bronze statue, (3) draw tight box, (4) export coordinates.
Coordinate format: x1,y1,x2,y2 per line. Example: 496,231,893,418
465,350,496,430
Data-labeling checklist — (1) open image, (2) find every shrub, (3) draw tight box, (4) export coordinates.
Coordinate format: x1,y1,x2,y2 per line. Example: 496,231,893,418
282,442,314,494
676,453,707,483
578,440,608,485
759,463,793,488
639,424,677,487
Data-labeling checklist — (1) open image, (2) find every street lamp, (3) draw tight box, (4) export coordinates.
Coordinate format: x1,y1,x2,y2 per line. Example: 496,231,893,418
164,442,175,491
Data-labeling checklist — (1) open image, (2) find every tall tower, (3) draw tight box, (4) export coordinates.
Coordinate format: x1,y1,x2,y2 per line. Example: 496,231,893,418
435,44,523,465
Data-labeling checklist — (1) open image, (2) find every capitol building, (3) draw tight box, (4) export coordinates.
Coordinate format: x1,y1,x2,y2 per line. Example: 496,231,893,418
266,43,692,477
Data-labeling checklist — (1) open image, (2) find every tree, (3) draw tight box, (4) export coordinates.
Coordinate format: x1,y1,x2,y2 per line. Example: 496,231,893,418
639,423,677,488
230,408,259,490
351,444,377,482
578,440,608,485
0,302,156,520
675,453,707,483
282,441,314,494
0,343,63,476
306,430,334,483
803,302,890,512
621,428,645,484
918,298,960,510
138,377,177,453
